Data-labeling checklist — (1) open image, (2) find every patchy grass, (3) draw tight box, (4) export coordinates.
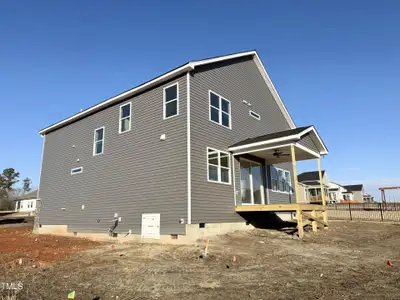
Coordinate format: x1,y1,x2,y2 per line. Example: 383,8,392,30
1,222,400,299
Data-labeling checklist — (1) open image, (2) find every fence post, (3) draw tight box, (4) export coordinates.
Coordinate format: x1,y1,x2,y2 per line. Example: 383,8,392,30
348,202,352,221
379,203,384,222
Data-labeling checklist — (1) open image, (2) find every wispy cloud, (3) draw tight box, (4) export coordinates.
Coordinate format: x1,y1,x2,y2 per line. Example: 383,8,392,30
340,167,361,172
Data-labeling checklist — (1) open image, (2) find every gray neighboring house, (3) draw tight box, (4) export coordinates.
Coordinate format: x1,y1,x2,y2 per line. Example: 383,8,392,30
343,184,365,202
37,51,328,239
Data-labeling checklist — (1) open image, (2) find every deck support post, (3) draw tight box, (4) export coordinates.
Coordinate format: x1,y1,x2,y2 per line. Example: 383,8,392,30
318,157,328,229
311,210,318,233
290,145,304,238
290,145,300,204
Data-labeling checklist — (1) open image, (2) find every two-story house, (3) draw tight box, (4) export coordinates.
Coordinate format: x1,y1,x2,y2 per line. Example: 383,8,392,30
36,51,328,240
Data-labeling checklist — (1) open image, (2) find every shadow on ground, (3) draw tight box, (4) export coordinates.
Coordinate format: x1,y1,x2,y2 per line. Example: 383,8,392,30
238,211,297,230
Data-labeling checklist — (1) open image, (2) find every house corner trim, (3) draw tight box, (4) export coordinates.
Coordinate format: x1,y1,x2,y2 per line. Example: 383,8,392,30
186,72,192,225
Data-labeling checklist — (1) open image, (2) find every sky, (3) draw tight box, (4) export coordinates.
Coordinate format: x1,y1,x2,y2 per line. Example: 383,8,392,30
1,1,399,200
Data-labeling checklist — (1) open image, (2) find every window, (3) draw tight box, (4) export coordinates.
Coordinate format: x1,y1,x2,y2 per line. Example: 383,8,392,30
119,102,131,133
284,171,291,193
164,83,179,119
270,166,291,193
271,167,278,191
249,110,260,120
93,127,104,155
71,167,83,175
209,91,231,128
207,148,231,184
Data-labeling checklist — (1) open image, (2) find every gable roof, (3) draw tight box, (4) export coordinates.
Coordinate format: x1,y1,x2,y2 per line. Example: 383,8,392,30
298,171,325,183
228,125,328,155
343,184,363,192
40,50,296,135
230,126,311,148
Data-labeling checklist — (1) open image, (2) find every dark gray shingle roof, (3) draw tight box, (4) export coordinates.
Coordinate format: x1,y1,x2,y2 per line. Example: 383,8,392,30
230,126,312,148
298,171,325,183
344,184,363,192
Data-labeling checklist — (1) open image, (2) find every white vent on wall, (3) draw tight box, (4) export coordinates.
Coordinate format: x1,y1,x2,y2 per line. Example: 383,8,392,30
160,134,166,141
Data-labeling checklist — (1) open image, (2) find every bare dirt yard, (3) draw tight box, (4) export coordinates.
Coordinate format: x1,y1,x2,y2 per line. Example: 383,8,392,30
1,221,400,300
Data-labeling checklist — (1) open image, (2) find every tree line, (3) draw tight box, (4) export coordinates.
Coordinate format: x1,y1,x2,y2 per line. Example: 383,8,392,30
0,168,32,210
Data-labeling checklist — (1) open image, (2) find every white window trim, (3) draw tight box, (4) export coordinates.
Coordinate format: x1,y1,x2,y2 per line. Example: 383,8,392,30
270,166,291,194
207,147,232,185
249,110,260,120
119,102,132,134
208,90,232,129
93,126,105,156
163,82,179,119
71,167,83,175
239,157,265,205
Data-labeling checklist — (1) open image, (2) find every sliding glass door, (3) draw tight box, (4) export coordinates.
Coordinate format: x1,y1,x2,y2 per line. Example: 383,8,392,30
240,159,265,205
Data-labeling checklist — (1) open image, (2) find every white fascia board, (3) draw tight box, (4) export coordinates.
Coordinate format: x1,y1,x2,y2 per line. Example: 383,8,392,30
253,52,296,129
294,143,320,158
228,135,300,152
301,126,329,155
229,126,328,155
191,51,257,67
40,64,194,135
193,50,296,129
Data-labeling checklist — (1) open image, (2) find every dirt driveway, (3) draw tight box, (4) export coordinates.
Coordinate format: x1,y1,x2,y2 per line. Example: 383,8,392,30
1,221,400,300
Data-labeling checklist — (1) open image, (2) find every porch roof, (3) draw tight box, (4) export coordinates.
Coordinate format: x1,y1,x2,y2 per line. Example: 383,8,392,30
228,126,328,164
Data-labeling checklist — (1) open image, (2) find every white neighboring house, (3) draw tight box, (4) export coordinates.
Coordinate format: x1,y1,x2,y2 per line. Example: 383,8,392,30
14,190,38,214
328,182,349,203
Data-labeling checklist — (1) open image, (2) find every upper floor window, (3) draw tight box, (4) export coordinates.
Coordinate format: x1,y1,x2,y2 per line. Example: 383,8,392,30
164,83,179,119
119,102,131,133
271,166,291,193
209,91,231,129
93,127,104,155
207,147,231,184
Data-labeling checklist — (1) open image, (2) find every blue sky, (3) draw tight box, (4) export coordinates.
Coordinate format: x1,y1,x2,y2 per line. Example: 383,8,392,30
1,1,399,200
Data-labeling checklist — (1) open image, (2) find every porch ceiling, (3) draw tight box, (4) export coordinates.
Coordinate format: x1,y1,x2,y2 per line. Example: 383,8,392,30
235,143,316,164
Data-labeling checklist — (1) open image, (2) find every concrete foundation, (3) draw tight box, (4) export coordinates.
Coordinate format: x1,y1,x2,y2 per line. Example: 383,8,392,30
185,222,254,240
35,222,254,244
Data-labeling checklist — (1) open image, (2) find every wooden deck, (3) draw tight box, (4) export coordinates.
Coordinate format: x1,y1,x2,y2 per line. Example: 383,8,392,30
235,204,327,212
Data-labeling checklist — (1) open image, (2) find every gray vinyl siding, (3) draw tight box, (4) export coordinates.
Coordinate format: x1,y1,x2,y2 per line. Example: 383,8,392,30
39,74,188,235
266,163,296,204
190,56,293,224
352,191,363,202
298,134,319,153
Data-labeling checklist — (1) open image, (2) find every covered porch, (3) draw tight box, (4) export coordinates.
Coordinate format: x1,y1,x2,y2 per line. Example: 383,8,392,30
229,126,329,238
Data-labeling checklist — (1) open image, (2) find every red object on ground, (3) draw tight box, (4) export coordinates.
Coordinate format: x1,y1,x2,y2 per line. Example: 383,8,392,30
233,256,237,264
112,244,115,249
0,227,101,264
387,260,393,267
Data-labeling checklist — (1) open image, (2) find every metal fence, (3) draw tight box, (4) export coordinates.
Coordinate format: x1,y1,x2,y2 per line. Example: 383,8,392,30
327,203,400,222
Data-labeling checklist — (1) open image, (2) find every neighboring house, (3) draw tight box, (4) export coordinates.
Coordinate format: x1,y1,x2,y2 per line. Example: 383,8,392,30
15,190,38,213
343,184,365,202
328,182,348,203
37,50,328,240
363,193,375,203
296,182,310,203
297,171,330,203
